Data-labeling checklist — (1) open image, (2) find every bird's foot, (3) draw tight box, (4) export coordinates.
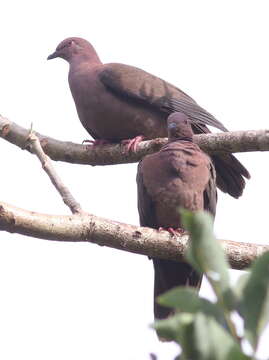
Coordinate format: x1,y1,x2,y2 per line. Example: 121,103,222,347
82,139,110,148
121,135,145,152
158,227,184,237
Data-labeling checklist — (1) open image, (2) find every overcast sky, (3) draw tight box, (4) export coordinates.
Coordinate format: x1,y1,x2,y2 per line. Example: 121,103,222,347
1,1,269,359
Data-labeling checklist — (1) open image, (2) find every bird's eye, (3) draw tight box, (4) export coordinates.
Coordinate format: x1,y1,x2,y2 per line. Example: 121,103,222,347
63,41,73,48
168,122,177,130
57,40,73,51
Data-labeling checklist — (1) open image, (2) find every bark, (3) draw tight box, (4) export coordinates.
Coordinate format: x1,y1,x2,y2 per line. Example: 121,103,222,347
1,115,269,166
0,201,268,270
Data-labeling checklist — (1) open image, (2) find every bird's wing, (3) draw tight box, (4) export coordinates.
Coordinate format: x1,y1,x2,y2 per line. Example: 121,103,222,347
136,161,157,229
165,98,228,132
203,159,218,217
99,63,228,132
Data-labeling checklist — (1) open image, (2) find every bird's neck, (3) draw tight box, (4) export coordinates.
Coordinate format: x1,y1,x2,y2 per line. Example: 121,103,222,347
69,53,102,70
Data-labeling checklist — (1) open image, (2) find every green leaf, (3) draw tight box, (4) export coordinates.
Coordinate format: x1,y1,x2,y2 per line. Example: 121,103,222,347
192,313,251,360
234,272,250,301
158,287,225,325
239,251,269,350
153,312,194,344
153,313,251,360
181,210,235,310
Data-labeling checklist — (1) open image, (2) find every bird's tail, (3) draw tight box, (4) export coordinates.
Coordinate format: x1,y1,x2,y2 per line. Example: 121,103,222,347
153,258,202,319
212,153,250,199
190,122,250,199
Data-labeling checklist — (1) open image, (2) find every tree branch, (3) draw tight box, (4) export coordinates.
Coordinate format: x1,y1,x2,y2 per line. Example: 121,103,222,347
0,201,267,270
26,129,83,214
1,115,269,166
1,114,268,270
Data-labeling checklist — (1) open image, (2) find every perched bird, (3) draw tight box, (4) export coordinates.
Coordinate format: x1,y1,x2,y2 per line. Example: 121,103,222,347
47,37,250,198
137,112,217,319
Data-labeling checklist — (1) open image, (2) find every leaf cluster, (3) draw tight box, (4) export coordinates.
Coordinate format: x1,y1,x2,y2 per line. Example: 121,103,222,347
153,211,269,360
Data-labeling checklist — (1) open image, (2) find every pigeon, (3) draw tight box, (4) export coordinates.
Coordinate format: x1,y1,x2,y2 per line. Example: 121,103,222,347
137,112,217,319
47,37,250,198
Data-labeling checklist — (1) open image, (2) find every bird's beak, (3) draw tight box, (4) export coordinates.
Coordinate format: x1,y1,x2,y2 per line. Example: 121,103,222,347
47,51,58,60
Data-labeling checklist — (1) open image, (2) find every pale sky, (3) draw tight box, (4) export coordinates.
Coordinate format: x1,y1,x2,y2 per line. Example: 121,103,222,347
1,1,269,359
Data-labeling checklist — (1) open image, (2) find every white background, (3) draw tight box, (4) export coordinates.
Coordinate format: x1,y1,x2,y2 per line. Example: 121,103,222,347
0,1,269,359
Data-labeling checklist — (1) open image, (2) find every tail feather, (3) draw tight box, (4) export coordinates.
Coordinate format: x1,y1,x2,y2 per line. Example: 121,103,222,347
190,123,250,198
213,153,250,198
153,258,202,319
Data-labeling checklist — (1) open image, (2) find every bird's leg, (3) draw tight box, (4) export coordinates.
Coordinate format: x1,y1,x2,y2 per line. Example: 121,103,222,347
82,139,111,147
158,227,184,237
121,135,145,152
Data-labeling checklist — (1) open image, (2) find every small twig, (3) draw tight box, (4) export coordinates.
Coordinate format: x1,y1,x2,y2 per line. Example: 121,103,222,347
26,128,83,215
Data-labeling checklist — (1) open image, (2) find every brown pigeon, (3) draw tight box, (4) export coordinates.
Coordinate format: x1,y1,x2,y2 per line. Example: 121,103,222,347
47,37,250,198
136,112,217,319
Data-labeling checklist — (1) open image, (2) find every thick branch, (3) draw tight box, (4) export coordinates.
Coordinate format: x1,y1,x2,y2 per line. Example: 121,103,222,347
27,130,83,214
0,201,267,270
1,116,269,166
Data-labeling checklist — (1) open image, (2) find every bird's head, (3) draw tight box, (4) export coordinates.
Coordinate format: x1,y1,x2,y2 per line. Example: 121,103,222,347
47,37,100,64
167,112,193,141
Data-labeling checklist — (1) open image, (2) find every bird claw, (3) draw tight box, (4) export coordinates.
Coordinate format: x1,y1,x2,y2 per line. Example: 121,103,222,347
121,135,145,153
158,227,184,236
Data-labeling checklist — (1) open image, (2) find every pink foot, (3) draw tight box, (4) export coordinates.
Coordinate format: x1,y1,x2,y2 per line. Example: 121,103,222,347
121,135,145,152
158,227,184,236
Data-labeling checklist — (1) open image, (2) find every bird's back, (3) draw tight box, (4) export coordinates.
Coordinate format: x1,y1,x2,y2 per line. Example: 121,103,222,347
139,140,213,229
